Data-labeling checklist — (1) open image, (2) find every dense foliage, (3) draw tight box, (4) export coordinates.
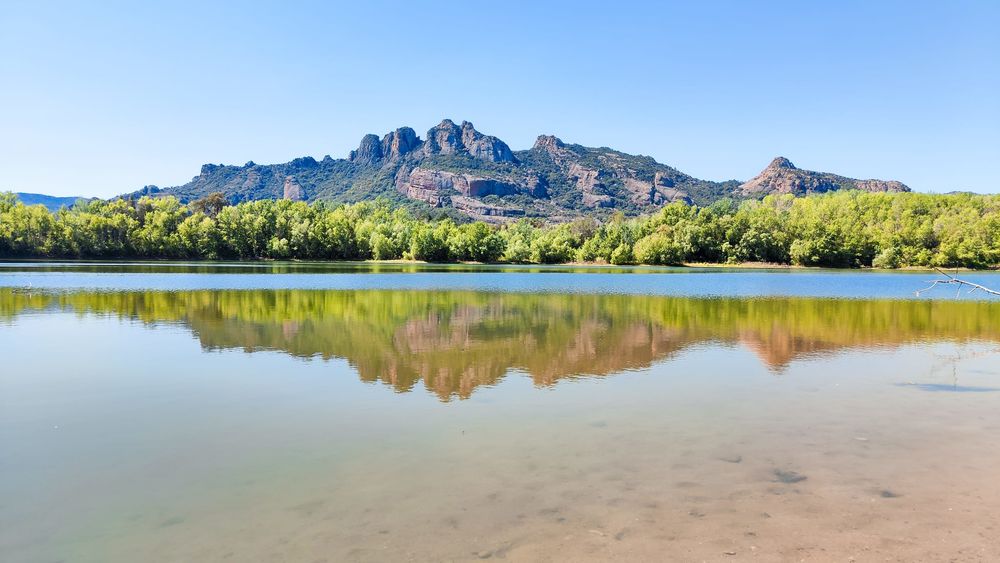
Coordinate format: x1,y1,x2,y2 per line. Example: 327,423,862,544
1,191,998,268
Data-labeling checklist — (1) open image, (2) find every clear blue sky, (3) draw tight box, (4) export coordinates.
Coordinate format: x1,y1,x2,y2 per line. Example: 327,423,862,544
2,0,997,197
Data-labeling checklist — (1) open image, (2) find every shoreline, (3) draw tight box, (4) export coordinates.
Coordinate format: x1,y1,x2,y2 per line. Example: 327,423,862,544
0,257,996,273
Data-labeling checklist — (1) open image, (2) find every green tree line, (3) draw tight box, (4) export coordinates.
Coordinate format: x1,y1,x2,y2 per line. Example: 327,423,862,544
1,191,998,268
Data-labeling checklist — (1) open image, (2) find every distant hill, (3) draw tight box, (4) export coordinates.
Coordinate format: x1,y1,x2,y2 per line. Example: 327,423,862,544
14,192,92,212
123,119,910,221
738,157,909,197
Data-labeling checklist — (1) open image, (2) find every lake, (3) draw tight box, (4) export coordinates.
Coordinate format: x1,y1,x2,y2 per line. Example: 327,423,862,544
2,263,999,562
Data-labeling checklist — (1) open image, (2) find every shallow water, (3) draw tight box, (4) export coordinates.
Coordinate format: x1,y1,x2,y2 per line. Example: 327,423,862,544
1,266,999,562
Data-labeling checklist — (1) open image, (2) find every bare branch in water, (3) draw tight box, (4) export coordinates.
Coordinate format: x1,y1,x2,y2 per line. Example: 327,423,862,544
915,268,1000,297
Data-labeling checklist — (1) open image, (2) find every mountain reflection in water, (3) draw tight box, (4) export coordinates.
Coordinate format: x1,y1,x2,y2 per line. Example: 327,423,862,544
3,288,998,400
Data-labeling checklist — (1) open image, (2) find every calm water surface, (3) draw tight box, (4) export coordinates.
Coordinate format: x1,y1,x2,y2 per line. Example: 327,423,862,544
1,264,999,562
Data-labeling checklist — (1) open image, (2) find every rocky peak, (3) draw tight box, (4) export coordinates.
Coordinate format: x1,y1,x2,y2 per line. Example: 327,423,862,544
419,119,515,163
768,156,796,170
460,120,480,148
424,119,464,155
289,156,318,169
533,135,565,153
350,121,516,166
350,128,420,165
459,120,516,163
381,127,420,161
283,176,305,201
349,134,383,165
153,118,920,222
739,157,909,196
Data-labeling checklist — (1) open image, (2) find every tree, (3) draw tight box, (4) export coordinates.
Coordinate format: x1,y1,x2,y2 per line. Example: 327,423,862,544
189,192,229,217
178,213,220,258
531,225,579,264
633,230,685,265
409,222,452,262
0,190,998,269
500,220,536,263
447,222,505,262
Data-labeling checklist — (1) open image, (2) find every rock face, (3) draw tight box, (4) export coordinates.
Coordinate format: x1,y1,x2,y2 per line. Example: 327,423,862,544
349,134,382,165
397,168,521,205
283,176,305,201
531,134,693,208
459,121,516,163
396,168,454,206
423,119,463,156
568,163,612,208
350,121,514,166
852,179,911,192
381,127,420,161
128,119,910,222
739,157,910,197
420,120,516,163
289,156,318,169
451,196,525,220
350,128,420,165
533,134,563,153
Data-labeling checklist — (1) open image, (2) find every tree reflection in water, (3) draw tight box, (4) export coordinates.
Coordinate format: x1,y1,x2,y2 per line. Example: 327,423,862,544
3,288,998,400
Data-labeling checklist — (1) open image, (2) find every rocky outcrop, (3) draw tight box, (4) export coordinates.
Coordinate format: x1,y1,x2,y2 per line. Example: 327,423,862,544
623,178,684,205
739,157,910,196
421,120,516,163
423,119,463,156
349,134,383,165
350,121,515,167
241,168,264,192
283,176,305,201
531,135,693,207
566,163,611,207
525,176,548,198
622,173,691,205
397,168,521,206
289,156,318,169
533,134,564,154
399,169,451,203
350,128,420,165
623,178,653,203
852,179,910,192
658,187,691,203
404,185,446,206
381,127,420,161
451,196,525,220
466,177,518,197
460,121,515,163
652,172,692,203
654,171,675,189
397,169,448,206
200,163,222,175
131,119,912,223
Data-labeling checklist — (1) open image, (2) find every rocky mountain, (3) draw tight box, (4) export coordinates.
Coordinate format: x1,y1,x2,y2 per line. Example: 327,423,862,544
738,157,909,197
13,192,94,211
125,120,908,222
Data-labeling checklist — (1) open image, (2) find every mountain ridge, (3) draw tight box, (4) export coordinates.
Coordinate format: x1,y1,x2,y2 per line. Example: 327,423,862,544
12,192,94,212
738,157,910,197
123,119,909,221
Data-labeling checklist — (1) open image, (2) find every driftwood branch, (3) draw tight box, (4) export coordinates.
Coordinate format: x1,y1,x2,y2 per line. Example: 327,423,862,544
915,268,1000,297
